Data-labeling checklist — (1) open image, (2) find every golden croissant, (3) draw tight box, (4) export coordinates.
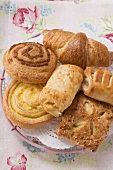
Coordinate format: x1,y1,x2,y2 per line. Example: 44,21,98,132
43,29,113,69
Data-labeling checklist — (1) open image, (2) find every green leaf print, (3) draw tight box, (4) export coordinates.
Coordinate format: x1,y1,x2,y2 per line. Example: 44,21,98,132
101,16,113,34
35,17,46,31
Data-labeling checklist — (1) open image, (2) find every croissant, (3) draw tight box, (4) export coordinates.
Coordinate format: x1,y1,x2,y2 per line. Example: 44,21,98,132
43,29,113,69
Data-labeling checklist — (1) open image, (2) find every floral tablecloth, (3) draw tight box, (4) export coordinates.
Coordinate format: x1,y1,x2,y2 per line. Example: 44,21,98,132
0,0,113,170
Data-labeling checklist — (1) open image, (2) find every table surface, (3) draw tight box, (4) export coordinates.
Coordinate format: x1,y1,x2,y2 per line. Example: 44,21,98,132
0,0,113,170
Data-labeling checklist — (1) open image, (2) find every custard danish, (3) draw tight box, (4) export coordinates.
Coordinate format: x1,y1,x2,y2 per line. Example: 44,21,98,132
3,80,54,128
3,42,57,84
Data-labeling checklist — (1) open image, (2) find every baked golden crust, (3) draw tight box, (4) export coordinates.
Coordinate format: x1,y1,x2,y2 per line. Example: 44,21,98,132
56,92,113,152
3,80,54,129
3,42,57,84
82,67,113,105
39,64,83,117
43,29,110,69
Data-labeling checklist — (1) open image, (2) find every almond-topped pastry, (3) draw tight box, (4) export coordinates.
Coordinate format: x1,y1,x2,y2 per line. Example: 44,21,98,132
3,42,57,84
3,80,54,128
56,92,113,152
39,64,83,117
82,67,113,105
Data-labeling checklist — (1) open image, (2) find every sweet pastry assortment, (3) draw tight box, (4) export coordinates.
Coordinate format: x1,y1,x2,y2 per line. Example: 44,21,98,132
2,29,113,152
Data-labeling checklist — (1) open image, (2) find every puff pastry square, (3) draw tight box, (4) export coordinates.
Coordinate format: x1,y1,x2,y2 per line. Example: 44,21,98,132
56,92,113,152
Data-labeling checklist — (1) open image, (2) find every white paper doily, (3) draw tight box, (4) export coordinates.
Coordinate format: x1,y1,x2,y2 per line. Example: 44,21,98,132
3,31,113,150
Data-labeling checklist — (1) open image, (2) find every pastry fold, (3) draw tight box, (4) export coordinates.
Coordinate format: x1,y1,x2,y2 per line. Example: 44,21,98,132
39,64,83,117
3,42,57,84
82,67,113,105
3,80,54,128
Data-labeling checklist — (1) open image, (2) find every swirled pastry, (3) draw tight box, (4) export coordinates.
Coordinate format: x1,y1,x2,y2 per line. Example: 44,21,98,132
57,92,113,152
3,80,54,128
82,67,113,105
39,64,84,117
3,42,57,84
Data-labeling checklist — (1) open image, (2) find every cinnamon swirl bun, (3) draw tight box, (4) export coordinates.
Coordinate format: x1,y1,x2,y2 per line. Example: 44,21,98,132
3,80,54,128
3,42,57,84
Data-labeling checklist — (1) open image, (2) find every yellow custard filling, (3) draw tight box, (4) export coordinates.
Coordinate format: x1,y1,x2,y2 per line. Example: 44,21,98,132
9,82,47,118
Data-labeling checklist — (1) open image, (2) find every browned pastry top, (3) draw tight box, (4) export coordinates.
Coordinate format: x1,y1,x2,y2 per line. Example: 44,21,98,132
9,42,50,67
56,92,113,152
3,42,57,84
43,29,110,69
43,29,88,69
82,67,113,105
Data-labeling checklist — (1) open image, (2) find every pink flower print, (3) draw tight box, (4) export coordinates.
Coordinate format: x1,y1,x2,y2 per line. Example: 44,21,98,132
13,6,39,34
7,152,27,170
104,33,113,43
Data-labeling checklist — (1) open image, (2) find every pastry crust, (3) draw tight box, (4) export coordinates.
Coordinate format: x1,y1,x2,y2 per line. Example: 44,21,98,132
82,67,113,105
43,29,110,69
56,92,113,152
3,80,54,129
3,42,57,84
39,64,83,117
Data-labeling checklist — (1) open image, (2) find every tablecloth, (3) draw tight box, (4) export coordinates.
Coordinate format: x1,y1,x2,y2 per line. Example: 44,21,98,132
0,0,113,170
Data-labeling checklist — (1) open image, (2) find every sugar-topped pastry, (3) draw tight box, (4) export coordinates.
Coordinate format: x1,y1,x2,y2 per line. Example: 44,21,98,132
3,42,57,84
56,92,113,152
3,80,54,128
39,64,84,117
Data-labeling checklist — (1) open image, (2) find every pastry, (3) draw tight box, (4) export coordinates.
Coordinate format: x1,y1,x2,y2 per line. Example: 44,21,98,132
3,80,54,129
56,92,113,152
43,29,112,69
3,42,57,84
39,64,83,117
82,67,113,106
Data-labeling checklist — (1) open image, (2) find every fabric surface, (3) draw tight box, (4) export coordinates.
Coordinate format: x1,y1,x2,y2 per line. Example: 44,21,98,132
0,0,113,169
